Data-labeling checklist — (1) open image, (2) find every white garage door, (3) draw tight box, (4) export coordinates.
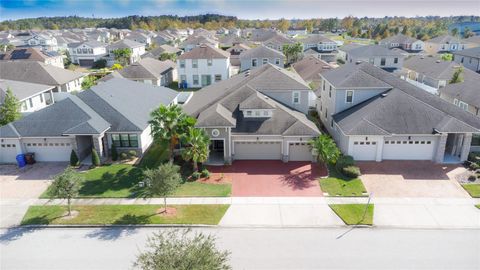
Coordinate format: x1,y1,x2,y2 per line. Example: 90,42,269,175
383,139,435,160
288,142,312,161
234,141,282,160
351,141,377,161
24,139,73,162
0,142,19,163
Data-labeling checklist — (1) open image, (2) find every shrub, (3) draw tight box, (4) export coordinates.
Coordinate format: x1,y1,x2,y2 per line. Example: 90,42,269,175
119,152,128,160
469,162,480,171
111,145,118,161
127,150,137,159
92,59,107,69
91,148,101,167
201,169,210,178
337,58,345,64
191,171,201,180
69,149,79,167
336,155,355,171
342,165,361,178
468,175,477,182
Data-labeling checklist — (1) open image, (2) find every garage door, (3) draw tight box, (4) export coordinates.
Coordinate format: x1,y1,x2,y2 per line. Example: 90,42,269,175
79,59,94,67
0,142,19,164
24,139,73,162
383,139,435,160
351,141,377,161
288,142,312,161
234,141,282,160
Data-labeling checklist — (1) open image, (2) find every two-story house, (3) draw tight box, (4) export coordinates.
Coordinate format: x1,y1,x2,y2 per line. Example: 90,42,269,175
239,45,284,71
0,47,64,68
425,35,467,54
262,33,294,52
68,40,108,67
125,32,152,46
177,44,230,88
453,47,480,72
317,62,480,163
24,34,58,51
0,79,55,113
301,34,338,62
107,39,146,65
180,35,219,52
183,63,319,164
403,55,463,90
345,45,404,71
379,34,425,52
0,61,85,93
226,43,251,67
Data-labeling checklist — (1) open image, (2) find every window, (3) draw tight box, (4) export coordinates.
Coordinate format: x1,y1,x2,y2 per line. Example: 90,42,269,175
346,90,354,103
329,88,332,98
246,110,252,116
472,134,480,146
111,134,138,147
459,101,469,111
39,94,43,103
179,60,185,68
322,81,325,91
214,74,222,82
252,58,258,67
262,58,268,65
201,75,212,86
275,58,280,65
193,75,199,85
207,59,212,66
255,110,260,116
263,110,269,116
292,91,300,104
380,57,386,66
192,59,198,68
394,58,398,64
180,75,186,83
29,98,33,108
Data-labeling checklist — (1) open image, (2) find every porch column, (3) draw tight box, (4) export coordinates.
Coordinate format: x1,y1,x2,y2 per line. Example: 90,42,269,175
71,136,79,157
93,135,104,157
434,133,448,163
460,133,472,162
375,138,384,162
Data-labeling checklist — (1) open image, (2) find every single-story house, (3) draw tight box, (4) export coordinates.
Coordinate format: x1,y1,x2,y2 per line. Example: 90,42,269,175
0,79,55,113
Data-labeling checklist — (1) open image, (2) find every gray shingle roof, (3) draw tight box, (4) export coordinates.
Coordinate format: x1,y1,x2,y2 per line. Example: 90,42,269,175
178,44,229,60
453,47,480,59
0,61,85,86
321,63,391,89
239,45,284,59
107,39,144,50
67,40,106,48
403,55,460,80
301,34,335,44
347,44,404,58
0,79,54,101
379,34,419,45
291,56,332,83
439,68,480,108
78,78,178,132
427,35,463,44
332,63,480,135
116,58,174,80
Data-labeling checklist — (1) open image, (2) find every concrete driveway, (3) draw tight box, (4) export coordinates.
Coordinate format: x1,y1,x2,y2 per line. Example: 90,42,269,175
209,161,325,197
358,161,470,198
0,163,67,228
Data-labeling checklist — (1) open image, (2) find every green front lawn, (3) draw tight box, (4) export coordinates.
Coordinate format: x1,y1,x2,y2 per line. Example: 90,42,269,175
138,140,170,169
173,182,231,197
319,166,367,197
329,204,374,225
476,205,479,209
462,184,480,198
21,205,229,225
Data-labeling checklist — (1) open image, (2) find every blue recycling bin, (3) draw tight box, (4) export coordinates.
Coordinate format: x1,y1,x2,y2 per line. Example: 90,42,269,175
16,154,26,168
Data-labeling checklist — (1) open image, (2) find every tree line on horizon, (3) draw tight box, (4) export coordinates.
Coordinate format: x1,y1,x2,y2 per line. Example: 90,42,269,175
0,14,478,41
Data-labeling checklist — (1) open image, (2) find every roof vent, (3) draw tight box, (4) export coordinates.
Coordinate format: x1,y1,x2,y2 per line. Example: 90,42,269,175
435,59,441,63
381,93,388,97
420,55,425,59
355,60,363,65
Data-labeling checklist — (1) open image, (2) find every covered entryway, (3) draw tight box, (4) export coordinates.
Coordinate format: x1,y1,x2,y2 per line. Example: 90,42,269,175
234,141,282,160
351,140,377,161
0,141,19,163
383,138,436,160
288,142,312,161
78,59,95,67
207,139,225,165
23,138,73,162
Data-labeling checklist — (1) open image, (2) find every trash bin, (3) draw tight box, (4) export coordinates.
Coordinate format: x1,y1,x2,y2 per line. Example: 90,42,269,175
16,154,26,168
25,152,36,165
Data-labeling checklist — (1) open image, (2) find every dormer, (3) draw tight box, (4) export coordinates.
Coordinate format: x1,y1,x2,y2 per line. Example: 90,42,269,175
239,92,276,118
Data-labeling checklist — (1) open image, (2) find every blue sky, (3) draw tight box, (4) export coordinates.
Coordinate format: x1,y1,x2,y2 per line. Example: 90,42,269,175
1,0,479,20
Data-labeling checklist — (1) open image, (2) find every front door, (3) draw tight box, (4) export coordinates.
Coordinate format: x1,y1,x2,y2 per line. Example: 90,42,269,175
201,75,212,86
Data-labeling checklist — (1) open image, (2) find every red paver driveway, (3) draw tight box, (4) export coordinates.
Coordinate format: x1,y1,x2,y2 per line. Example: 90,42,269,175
209,161,325,197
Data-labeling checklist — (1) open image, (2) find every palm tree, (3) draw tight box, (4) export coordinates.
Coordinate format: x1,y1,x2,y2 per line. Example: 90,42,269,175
182,127,210,172
309,135,340,165
149,104,195,163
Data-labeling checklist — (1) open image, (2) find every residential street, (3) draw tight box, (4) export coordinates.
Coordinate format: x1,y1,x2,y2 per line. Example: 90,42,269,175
1,227,479,270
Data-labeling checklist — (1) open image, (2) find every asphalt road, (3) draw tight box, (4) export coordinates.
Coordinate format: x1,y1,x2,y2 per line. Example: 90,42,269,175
1,227,479,270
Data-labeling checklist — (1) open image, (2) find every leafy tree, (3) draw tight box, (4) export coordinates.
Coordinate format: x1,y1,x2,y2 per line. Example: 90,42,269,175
283,42,303,64
112,48,132,66
159,52,177,62
463,27,474,38
277,18,290,33
450,67,464,84
441,53,453,61
1,43,15,52
134,229,231,270
111,63,123,70
92,59,107,69
181,127,210,172
91,148,101,167
143,163,181,212
70,150,79,167
48,167,82,216
450,27,459,37
149,104,196,163
0,88,21,126
309,134,340,165
81,75,97,90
